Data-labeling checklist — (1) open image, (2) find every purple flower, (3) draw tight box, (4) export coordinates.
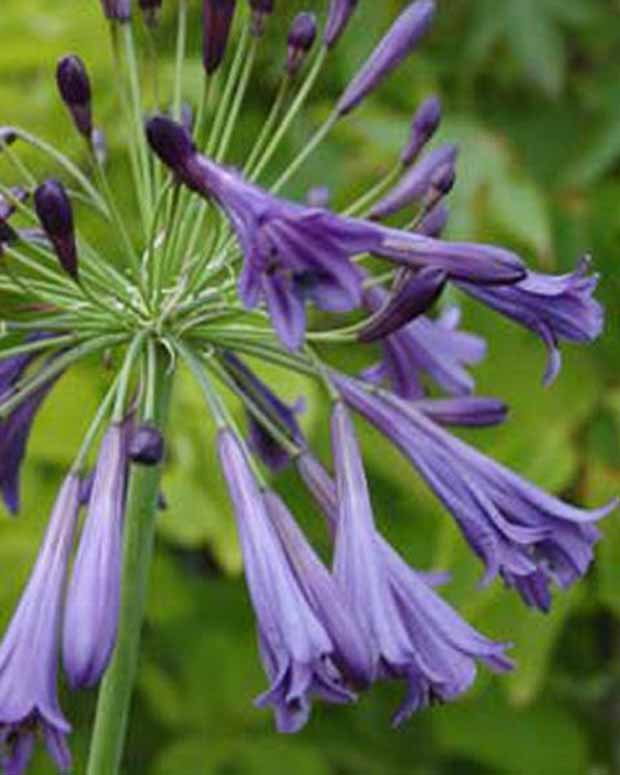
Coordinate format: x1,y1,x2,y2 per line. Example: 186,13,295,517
417,202,449,237
336,1,436,116
370,144,458,220
287,13,317,76
324,0,358,48
100,0,131,21
221,351,305,471
358,267,446,342
401,96,442,166
56,55,93,140
217,429,366,732
34,180,79,281
361,292,487,398
459,257,604,385
203,0,237,75
334,375,617,611
62,423,129,688
0,473,80,774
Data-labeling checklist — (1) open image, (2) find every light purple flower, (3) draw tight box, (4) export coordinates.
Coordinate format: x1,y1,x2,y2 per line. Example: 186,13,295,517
370,144,458,220
459,257,604,385
218,428,368,732
334,374,617,611
401,95,442,166
203,0,237,74
361,292,486,398
324,0,358,48
336,1,436,116
62,422,129,688
222,351,305,471
0,473,80,774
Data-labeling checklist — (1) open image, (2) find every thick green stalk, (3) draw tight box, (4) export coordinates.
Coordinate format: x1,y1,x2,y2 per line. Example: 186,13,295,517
86,350,173,775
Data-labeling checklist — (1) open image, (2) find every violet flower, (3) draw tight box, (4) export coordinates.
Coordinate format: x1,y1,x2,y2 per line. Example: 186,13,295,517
203,0,237,75
217,429,363,732
459,257,604,385
100,0,131,21
335,375,617,611
336,1,436,116
286,13,317,77
56,55,93,140
34,180,79,281
327,406,511,720
401,96,442,166
361,291,487,398
0,473,80,774
370,144,458,220
62,423,129,688
221,351,305,471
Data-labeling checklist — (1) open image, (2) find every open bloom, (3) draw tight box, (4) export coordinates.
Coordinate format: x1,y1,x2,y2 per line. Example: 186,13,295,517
0,474,79,774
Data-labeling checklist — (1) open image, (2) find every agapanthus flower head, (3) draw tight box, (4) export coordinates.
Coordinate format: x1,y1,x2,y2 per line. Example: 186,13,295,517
0,0,612,764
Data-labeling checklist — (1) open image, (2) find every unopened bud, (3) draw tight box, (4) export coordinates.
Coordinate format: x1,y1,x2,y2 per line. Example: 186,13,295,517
56,55,93,140
129,425,165,465
287,13,317,76
34,180,79,281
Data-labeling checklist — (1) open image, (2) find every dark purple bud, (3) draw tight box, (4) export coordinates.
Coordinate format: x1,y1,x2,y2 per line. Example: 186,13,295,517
324,0,359,49
337,1,436,116
129,424,165,465
417,202,448,238
56,56,93,140
146,115,196,176
100,0,131,21
203,0,237,74
370,144,458,220
358,267,446,342
34,180,79,281
0,127,18,149
249,0,274,36
426,161,456,200
401,96,442,166
287,13,317,76
92,128,108,166
139,0,162,26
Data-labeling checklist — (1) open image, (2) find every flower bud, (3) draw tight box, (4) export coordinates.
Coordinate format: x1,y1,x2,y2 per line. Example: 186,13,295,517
417,202,448,237
100,0,131,21
249,0,274,36
34,180,79,281
139,0,162,26
401,96,442,166
146,115,197,178
56,55,93,140
0,127,17,149
337,1,436,116
203,0,237,75
423,161,456,211
129,425,165,465
324,0,359,49
287,13,317,76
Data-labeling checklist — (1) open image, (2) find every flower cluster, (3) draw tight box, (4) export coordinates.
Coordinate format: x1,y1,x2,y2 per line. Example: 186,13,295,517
0,1,613,772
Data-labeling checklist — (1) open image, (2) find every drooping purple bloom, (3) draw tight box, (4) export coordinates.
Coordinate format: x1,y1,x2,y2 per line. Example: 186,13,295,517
287,13,317,76
324,0,358,48
221,351,305,471
147,117,527,349
459,257,604,385
129,424,165,465
336,1,436,116
62,423,129,688
56,55,93,140
361,290,486,398
0,473,80,774
358,267,446,342
334,374,617,611
203,0,237,74
100,0,131,21
370,144,458,220
34,180,79,281
327,405,511,720
401,96,442,166
217,429,364,732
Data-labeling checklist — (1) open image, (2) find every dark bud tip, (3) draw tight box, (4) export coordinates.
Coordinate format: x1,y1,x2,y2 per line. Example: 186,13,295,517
203,0,237,74
56,55,93,139
324,0,359,49
0,127,18,149
249,0,274,36
287,13,317,76
34,180,79,280
146,115,196,171
100,0,131,21
139,0,162,26
129,425,165,465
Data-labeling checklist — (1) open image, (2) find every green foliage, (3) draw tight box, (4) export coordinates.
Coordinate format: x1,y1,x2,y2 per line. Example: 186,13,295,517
1,1,619,773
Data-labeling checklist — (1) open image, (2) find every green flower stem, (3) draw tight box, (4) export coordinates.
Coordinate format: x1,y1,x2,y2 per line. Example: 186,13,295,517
86,346,173,775
243,77,289,176
0,334,78,361
215,37,258,163
173,0,188,122
341,162,401,217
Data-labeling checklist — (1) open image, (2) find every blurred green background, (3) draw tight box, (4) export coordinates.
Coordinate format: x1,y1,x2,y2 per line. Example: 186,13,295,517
2,0,620,773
